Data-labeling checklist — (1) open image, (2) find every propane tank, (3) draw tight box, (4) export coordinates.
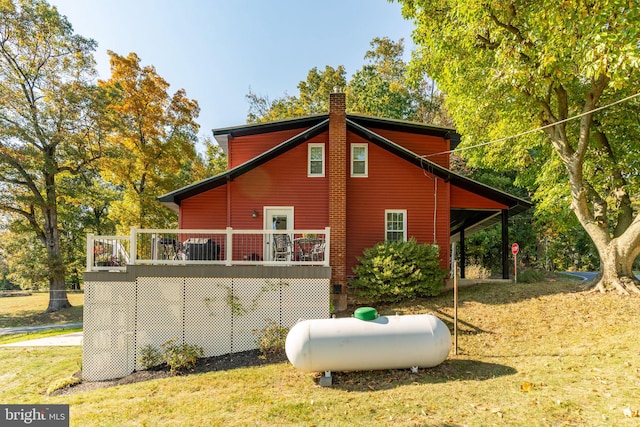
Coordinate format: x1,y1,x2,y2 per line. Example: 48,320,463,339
285,308,451,373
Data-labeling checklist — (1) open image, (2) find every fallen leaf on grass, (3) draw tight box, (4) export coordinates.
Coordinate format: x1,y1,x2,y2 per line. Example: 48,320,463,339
520,381,535,392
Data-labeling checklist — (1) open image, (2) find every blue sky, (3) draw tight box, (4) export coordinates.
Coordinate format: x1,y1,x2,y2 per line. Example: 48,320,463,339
49,0,415,139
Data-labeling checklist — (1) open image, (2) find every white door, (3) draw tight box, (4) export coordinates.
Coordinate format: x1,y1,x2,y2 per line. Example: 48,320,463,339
264,207,294,261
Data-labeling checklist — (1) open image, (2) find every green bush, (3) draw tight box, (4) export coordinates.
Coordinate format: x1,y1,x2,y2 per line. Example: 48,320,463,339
517,269,545,283
138,344,163,370
253,321,289,361
351,238,447,303
160,338,204,374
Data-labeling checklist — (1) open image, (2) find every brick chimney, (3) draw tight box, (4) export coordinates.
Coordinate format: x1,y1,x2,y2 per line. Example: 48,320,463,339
328,90,347,309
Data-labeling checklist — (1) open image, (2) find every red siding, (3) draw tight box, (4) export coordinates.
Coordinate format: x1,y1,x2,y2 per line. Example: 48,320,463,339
368,127,450,168
179,128,454,272
181,133,330,231
346,132,451,274
229,129,312,168
179,186,228,229
451,186,508,209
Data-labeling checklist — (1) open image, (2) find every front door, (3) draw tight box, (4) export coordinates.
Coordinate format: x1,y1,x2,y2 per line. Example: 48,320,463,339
264,207,294,261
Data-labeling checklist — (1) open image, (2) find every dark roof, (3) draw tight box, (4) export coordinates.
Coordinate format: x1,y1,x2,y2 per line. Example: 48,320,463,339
213,114,329,139
212,113,460,147
161,115,532,234
346,119,531,212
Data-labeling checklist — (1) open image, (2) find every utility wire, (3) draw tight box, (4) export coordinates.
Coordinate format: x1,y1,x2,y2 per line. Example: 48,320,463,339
425,91,640,158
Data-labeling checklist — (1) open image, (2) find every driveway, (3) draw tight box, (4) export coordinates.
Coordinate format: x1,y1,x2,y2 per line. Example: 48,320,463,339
0,322,83,347
562,271,598,281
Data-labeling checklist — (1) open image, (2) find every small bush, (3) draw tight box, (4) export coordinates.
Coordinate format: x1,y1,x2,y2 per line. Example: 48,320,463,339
465,264,492,280
161,338,204,374
517,269,545,283
46,376,81,395
253,321,289,361
138,344,163,370
351,238,447,304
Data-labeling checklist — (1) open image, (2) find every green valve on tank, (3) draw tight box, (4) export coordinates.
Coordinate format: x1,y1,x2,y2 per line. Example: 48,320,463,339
354,307,378,321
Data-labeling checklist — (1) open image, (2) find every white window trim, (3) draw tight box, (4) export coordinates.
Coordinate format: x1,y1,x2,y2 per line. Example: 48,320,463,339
385,209,407,242
307,143,325,177
351,143,368,177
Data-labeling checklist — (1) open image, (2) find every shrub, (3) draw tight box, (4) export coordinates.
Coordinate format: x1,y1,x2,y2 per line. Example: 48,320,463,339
138,344,163,370
253,321,289,361
160,338,204,374
465,264,492,280
517,269,545,283
46,376,81,395
351,238,447,303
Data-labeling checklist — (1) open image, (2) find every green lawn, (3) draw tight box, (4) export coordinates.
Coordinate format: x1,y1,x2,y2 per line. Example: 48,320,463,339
1,280,639,426
0,292,84,328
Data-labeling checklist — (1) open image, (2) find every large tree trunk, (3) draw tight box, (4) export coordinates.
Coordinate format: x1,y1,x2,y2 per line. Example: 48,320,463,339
45,235,71,312
572,186,640,295
44,179,71,313
592,235,640,295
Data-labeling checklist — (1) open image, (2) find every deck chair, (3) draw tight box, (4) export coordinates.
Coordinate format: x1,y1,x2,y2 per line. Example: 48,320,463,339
309,241,326,261
273,234,292,261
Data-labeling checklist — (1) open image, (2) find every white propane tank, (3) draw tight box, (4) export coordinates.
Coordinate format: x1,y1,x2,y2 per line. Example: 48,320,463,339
285,310,451,373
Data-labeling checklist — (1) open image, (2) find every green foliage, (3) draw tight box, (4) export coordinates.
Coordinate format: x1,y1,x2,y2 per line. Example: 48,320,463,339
252,321,289,361
398,0,640,286
0,0,104,310
160,339,204,374
246,37,451,126
517,269,545,284
351,239,446,303
137,344,163,370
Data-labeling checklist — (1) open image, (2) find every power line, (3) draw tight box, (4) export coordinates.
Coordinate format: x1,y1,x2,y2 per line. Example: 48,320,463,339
426,91,640,158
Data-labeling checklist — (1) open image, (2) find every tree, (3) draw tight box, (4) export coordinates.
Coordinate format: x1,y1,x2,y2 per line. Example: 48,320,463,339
247,65,347,123
200,136,228,177
99,51,201,232
0,0,104,311
397,0,640,294
246,38,451,125
349,37,450,125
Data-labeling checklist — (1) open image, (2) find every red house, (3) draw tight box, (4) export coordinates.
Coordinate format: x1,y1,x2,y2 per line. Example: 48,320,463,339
159,92,530,304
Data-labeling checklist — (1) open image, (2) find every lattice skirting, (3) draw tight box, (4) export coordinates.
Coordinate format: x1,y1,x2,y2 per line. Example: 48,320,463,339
83,276,329,381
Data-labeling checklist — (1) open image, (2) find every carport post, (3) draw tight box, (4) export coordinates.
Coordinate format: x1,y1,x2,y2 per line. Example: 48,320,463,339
501,210,509,279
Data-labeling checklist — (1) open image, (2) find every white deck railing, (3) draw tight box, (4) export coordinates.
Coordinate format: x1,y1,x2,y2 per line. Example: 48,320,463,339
86,227,330,272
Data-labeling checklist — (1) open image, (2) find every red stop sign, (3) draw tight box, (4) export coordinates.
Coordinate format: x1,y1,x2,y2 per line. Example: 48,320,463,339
511,243,519,255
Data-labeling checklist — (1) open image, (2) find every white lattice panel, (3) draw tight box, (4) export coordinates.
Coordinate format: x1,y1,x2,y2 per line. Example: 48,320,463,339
135,277,184,369
184,278,232,357
84,272,330,381
232,278,283,353
83,281,136,381
282,278,330,327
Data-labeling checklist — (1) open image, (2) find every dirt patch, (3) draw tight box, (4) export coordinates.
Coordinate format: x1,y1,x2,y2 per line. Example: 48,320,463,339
52,349,287,396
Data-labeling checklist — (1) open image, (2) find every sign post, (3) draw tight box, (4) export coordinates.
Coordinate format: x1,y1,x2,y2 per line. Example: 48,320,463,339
512,243,519,283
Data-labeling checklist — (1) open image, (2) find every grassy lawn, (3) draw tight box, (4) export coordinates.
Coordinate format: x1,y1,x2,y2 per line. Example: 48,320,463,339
1,280,639,426
0,292,84,328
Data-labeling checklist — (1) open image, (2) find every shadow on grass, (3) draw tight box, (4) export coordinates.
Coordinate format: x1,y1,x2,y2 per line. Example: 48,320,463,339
323,358,517,391
450,278,591,306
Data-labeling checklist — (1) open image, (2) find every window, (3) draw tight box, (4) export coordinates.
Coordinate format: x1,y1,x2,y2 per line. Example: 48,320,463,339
351,144,368,177
385,210,407,242
308,144,325,177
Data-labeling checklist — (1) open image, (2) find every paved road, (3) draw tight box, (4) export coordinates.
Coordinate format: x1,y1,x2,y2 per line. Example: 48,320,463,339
0,322,83,336
562,271,598,281
0,322,83,347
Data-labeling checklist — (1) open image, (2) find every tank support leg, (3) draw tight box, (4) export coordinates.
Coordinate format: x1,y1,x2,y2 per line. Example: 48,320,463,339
411,366,419,373
319,371,332,387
